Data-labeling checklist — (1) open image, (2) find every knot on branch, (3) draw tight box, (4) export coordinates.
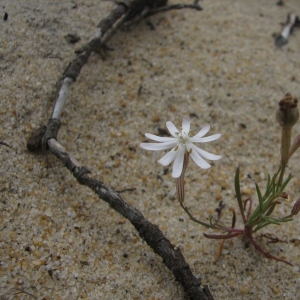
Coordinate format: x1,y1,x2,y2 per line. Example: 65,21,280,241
42,118,61,149
64,50,91,81
72,167,91,184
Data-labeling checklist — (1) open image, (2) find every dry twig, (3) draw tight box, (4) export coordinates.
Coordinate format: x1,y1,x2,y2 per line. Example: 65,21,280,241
27,1,211,299
0,141,12,148
275,13,300,48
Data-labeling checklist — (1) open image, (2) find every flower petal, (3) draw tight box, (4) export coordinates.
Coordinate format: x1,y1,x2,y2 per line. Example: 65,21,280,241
166,121,180,138
140,141,177,151
182,115,190,134
193,146,222,160
158,148,177,166
145,133,175,142
191,133,221,143
172,146,185,178
193,124,210,138
190,145,211,169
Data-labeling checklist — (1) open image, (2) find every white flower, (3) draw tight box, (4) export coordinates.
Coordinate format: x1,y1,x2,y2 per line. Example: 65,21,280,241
140,115,221,178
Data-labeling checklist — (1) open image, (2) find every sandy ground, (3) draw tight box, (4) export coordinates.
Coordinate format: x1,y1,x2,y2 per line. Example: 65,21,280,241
1,0,300,299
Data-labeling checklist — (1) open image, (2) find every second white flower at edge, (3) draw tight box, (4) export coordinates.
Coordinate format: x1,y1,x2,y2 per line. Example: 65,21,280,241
140,115,222,178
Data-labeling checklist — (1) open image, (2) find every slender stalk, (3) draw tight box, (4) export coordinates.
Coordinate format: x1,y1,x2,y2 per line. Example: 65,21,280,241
213,227,244,233
181,204,213,228
244,198,252,220
278,126,292,185
204,232,243,239
176,153,189,203
248,230,292,266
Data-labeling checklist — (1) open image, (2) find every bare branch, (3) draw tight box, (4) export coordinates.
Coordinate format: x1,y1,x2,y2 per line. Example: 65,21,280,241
26,0,211,298
144,2,202,18
0,141,12,149
275,13,300,48
52,77,74,119
47,138,210,300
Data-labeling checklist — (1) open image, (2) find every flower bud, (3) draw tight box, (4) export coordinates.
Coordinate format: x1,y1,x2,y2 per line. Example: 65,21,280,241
289,134,300,159
291,198,300,216
276,93,299,127
276,94,299,185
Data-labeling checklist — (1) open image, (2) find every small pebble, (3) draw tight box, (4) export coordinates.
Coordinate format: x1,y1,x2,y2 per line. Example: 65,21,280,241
46,279,55,288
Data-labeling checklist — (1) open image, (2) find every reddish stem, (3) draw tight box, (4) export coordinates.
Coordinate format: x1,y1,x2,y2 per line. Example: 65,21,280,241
204,232,243,240
245,226,292,266
213,226,244,233
244,198,252,221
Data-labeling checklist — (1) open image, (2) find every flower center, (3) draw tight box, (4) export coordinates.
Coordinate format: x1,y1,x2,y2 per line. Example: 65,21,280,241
177,131,191,146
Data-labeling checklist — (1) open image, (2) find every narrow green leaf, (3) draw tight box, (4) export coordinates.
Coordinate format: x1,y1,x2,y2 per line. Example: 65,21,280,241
278,217,294,223
267,174,271,189
254,221,270,232
265,202,277,216
235,168,246,222
255,182,264,212
262,174,272,199
271,175,276,196
263,216,281,225
235,168,242,204
254,220,281,232
279,174,293,192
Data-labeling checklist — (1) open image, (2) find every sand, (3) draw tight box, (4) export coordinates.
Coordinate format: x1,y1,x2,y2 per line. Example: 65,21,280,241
1,0,300,299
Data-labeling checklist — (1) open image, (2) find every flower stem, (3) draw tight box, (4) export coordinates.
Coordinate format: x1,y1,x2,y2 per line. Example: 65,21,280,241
278,125,292,186
181,204,215,228
176,153,189,203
